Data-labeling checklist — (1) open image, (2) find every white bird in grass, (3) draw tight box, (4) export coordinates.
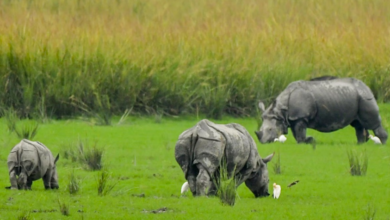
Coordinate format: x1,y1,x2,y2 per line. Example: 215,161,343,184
274,135,287,143
181,181,189,194
273,183,281,199
369,134,382,144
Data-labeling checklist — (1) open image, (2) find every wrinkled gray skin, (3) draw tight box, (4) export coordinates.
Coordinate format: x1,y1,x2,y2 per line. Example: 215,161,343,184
255,77,388,145
175,119,274,198
7,139,59,190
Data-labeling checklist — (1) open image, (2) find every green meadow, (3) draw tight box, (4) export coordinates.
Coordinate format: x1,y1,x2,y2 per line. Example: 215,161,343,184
1,0,390,219
1,105,390,219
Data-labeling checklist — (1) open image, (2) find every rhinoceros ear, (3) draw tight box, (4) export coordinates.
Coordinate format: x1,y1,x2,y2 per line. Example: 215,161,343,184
258,101,265,112
262,152,275,164
54,154,59,164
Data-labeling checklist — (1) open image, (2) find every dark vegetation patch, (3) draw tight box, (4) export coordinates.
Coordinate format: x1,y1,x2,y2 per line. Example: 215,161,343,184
62,139,104,171
31,209,57,213
347,149,368,176
131,193,146,198
57,199,70,216
97,169,118,196
273,152,282,174
142,207,171,214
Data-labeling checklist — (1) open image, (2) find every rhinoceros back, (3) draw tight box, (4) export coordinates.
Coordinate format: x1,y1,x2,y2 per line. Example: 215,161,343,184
297,78,359,131
192,120,226,176
296,78,380,131
176,120,260,180
225,123,259,172
194,120,254,176
9,139,53,180
175,120,225,178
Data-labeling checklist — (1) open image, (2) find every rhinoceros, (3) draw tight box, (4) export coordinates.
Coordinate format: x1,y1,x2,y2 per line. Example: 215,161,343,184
255,77,388,145
175,119,274,197
7,139,59,190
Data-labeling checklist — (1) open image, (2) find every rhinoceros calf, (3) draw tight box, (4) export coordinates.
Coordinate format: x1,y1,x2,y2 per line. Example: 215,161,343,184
7,139,59,190
255,77,388,145
175,119,274,198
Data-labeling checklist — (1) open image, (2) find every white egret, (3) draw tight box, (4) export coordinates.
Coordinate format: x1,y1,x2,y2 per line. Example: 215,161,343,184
369,135,382,144
273,183,281,199
274,135,287,143
181,181,189,194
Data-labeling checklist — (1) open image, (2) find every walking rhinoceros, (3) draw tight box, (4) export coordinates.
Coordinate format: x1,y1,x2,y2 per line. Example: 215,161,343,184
7,139,59,190
175,119,274,198
255,77,388,145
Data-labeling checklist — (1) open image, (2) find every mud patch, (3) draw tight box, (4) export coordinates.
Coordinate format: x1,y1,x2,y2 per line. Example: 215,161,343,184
131,193,145,198
152,173,163,178
31,209,57,213
170,194,179,198
142,207,171,214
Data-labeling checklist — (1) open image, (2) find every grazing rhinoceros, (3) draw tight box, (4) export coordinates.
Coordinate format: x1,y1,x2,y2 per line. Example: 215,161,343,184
255,77,388,145
7,139,59,190
175,119,274,198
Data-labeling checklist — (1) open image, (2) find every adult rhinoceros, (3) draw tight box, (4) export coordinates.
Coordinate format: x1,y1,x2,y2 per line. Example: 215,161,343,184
175,119,274,198
255,77,388,145
7,139,59,190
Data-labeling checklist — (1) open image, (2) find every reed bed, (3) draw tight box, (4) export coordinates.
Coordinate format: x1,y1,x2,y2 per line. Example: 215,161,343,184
1,0,389,119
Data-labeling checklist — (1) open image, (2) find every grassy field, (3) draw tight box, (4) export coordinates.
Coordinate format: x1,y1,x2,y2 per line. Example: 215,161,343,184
1,0,390,218
1,0,390,118
0,104,390,219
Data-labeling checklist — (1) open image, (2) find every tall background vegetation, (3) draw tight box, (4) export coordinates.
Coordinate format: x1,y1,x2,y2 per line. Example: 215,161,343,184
1,0,389,119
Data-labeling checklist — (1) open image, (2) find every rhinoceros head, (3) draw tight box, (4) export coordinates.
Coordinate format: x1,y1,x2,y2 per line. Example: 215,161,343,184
255,101,288,144
17,172,27,189
245,153,274,197
50,154,60,189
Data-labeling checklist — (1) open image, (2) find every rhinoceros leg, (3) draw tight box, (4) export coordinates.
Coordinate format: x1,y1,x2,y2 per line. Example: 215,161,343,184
350,120,369,144
373,125,388,144
290,120,315,144
17,172,28,190
195,163,212,196
9,170,18,190
43,172,52,190
187,175,197,195
26,179,33,190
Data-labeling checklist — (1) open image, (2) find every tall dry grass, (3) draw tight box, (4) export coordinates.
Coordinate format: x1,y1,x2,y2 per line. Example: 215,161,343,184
1,0,389,118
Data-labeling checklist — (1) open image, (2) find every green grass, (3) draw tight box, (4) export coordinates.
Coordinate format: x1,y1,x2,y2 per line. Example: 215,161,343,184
67,170,80,195
1,104,390,219
347,149,369,176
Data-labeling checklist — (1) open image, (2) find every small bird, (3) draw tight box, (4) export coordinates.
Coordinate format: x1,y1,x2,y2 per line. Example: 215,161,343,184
274,135,287,143
287,180,300,188
273,183,281,199
369,135,382,144
181,181,189,194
